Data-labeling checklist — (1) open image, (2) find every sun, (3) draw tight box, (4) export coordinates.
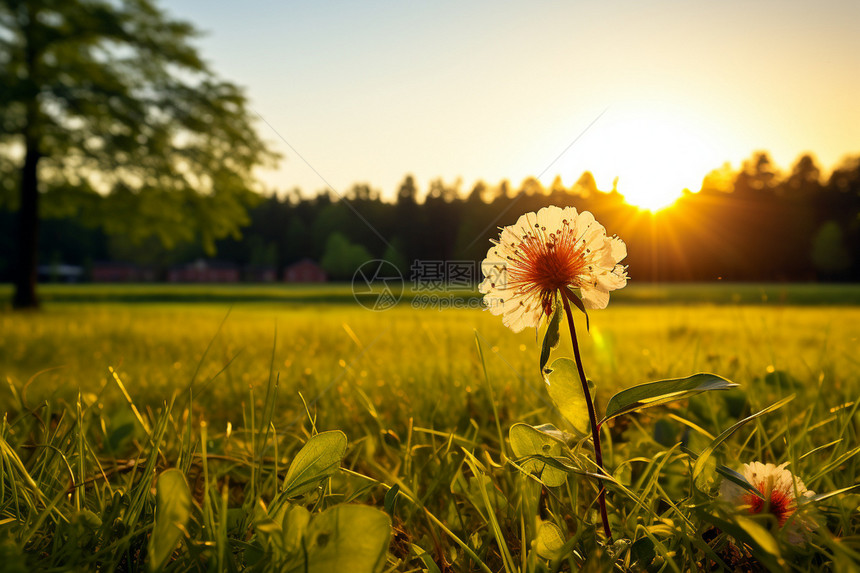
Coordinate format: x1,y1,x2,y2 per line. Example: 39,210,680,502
551,105,729,212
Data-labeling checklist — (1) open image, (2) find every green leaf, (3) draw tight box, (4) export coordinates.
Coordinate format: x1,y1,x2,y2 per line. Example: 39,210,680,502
715,465,764,499
148,469,191,572
543,358,590,436
254,500,290,557
281,504,311,556
532,423,577,447
630,537,656,569
602,373,738,423
692,395,794,481
535,520,565,560
509,423,569,487
807,483,860,503
539,296,562,375
287,504,392,573
411,543,442,573
283,430,348,497
383,484,400,516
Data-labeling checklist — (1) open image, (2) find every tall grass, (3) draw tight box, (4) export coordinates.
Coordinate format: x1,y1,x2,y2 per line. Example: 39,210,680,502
1,290,859,570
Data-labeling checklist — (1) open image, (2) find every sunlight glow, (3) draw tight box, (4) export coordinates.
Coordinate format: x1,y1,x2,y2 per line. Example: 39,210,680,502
553,105,730,212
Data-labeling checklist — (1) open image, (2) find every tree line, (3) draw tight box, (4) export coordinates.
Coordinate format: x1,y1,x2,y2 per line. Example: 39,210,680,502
2,150,858,284
2,2,858,310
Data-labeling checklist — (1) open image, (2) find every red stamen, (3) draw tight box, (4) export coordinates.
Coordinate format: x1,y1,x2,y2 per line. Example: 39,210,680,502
505,223,588,316
744,484,795,526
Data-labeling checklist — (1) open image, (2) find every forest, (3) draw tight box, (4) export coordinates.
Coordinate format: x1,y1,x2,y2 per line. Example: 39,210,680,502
1,150,858,283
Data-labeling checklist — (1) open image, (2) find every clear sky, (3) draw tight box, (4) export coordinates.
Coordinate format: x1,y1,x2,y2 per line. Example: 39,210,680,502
172,0,860,208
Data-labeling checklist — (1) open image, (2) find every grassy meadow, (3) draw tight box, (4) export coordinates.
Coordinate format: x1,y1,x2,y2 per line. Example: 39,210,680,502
1,283,859,571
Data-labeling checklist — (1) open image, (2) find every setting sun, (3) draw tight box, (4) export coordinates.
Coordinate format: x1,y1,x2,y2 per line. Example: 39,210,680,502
556,105,731,211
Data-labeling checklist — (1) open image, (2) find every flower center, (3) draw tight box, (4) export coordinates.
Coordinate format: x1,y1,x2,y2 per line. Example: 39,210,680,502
745,485,794,526
506,222,588,315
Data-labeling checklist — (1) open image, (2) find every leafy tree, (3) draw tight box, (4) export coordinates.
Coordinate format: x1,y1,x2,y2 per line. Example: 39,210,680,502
571,171,598,197
320,232,372,280
811,221,851,275
381,238,408,277
465,181,486,204
0,0,276,307
786,153,821,196
519,176,545,196
734,151,780,195
700,162,736,194
394,175,420,261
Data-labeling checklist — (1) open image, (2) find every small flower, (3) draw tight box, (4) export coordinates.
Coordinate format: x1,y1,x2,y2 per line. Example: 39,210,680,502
720,461,816,543
479,205,627,332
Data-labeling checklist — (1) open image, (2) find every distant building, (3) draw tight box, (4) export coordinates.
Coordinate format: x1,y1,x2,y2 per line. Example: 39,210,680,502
37,264,83,283
168,260,240,283
245,265,277,282
92,262,155,282
284,259,327,283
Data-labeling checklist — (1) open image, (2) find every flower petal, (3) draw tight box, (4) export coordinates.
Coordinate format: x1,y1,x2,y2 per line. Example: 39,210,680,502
610,236,627,262
580,287,610,310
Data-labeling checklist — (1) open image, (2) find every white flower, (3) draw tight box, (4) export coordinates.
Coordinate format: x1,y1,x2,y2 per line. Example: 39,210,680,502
478,206,628,332
720,461,816,543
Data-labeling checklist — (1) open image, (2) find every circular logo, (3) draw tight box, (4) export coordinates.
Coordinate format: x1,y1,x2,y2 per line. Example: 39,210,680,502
352,260,404,311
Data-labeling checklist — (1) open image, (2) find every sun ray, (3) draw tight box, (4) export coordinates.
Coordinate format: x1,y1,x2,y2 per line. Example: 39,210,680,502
555,105,731,212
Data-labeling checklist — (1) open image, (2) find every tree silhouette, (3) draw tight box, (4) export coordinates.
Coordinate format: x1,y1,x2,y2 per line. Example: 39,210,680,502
0,0,275,307
786,153,822,196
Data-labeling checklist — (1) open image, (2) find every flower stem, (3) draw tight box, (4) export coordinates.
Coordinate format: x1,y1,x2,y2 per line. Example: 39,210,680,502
559,288,612,541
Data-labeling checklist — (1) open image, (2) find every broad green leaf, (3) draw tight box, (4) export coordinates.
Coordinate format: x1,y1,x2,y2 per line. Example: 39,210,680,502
543,358,590,436
539,297,562,374
630,537,656,569
532,423,577,447
692,395,794,481
509,423,569,487
283,431,348,497
535,520,565,560
287,504,391,573
282,504,311,555
602,373,738,423
149,469,191,572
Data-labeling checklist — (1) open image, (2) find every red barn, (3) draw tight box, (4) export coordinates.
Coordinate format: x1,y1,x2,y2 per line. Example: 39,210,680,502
92,262,155,282
284,259,327,283
168,260,240,283
245,265,277,282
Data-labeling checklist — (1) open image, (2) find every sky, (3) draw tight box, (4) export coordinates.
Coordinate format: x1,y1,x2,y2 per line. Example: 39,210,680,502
172,0,860,209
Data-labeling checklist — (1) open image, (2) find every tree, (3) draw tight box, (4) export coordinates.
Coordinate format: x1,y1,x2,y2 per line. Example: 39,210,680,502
320,232,372,280
734,152,779,195
811,221,851,275
0,0,276,308
571,171,598,197
786,153,821,196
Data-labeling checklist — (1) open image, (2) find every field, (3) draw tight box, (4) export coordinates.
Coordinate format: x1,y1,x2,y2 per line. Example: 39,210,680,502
2,283,860,571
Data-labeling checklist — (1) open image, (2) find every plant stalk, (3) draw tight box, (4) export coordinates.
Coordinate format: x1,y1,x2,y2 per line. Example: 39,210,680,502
560,288,612,541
